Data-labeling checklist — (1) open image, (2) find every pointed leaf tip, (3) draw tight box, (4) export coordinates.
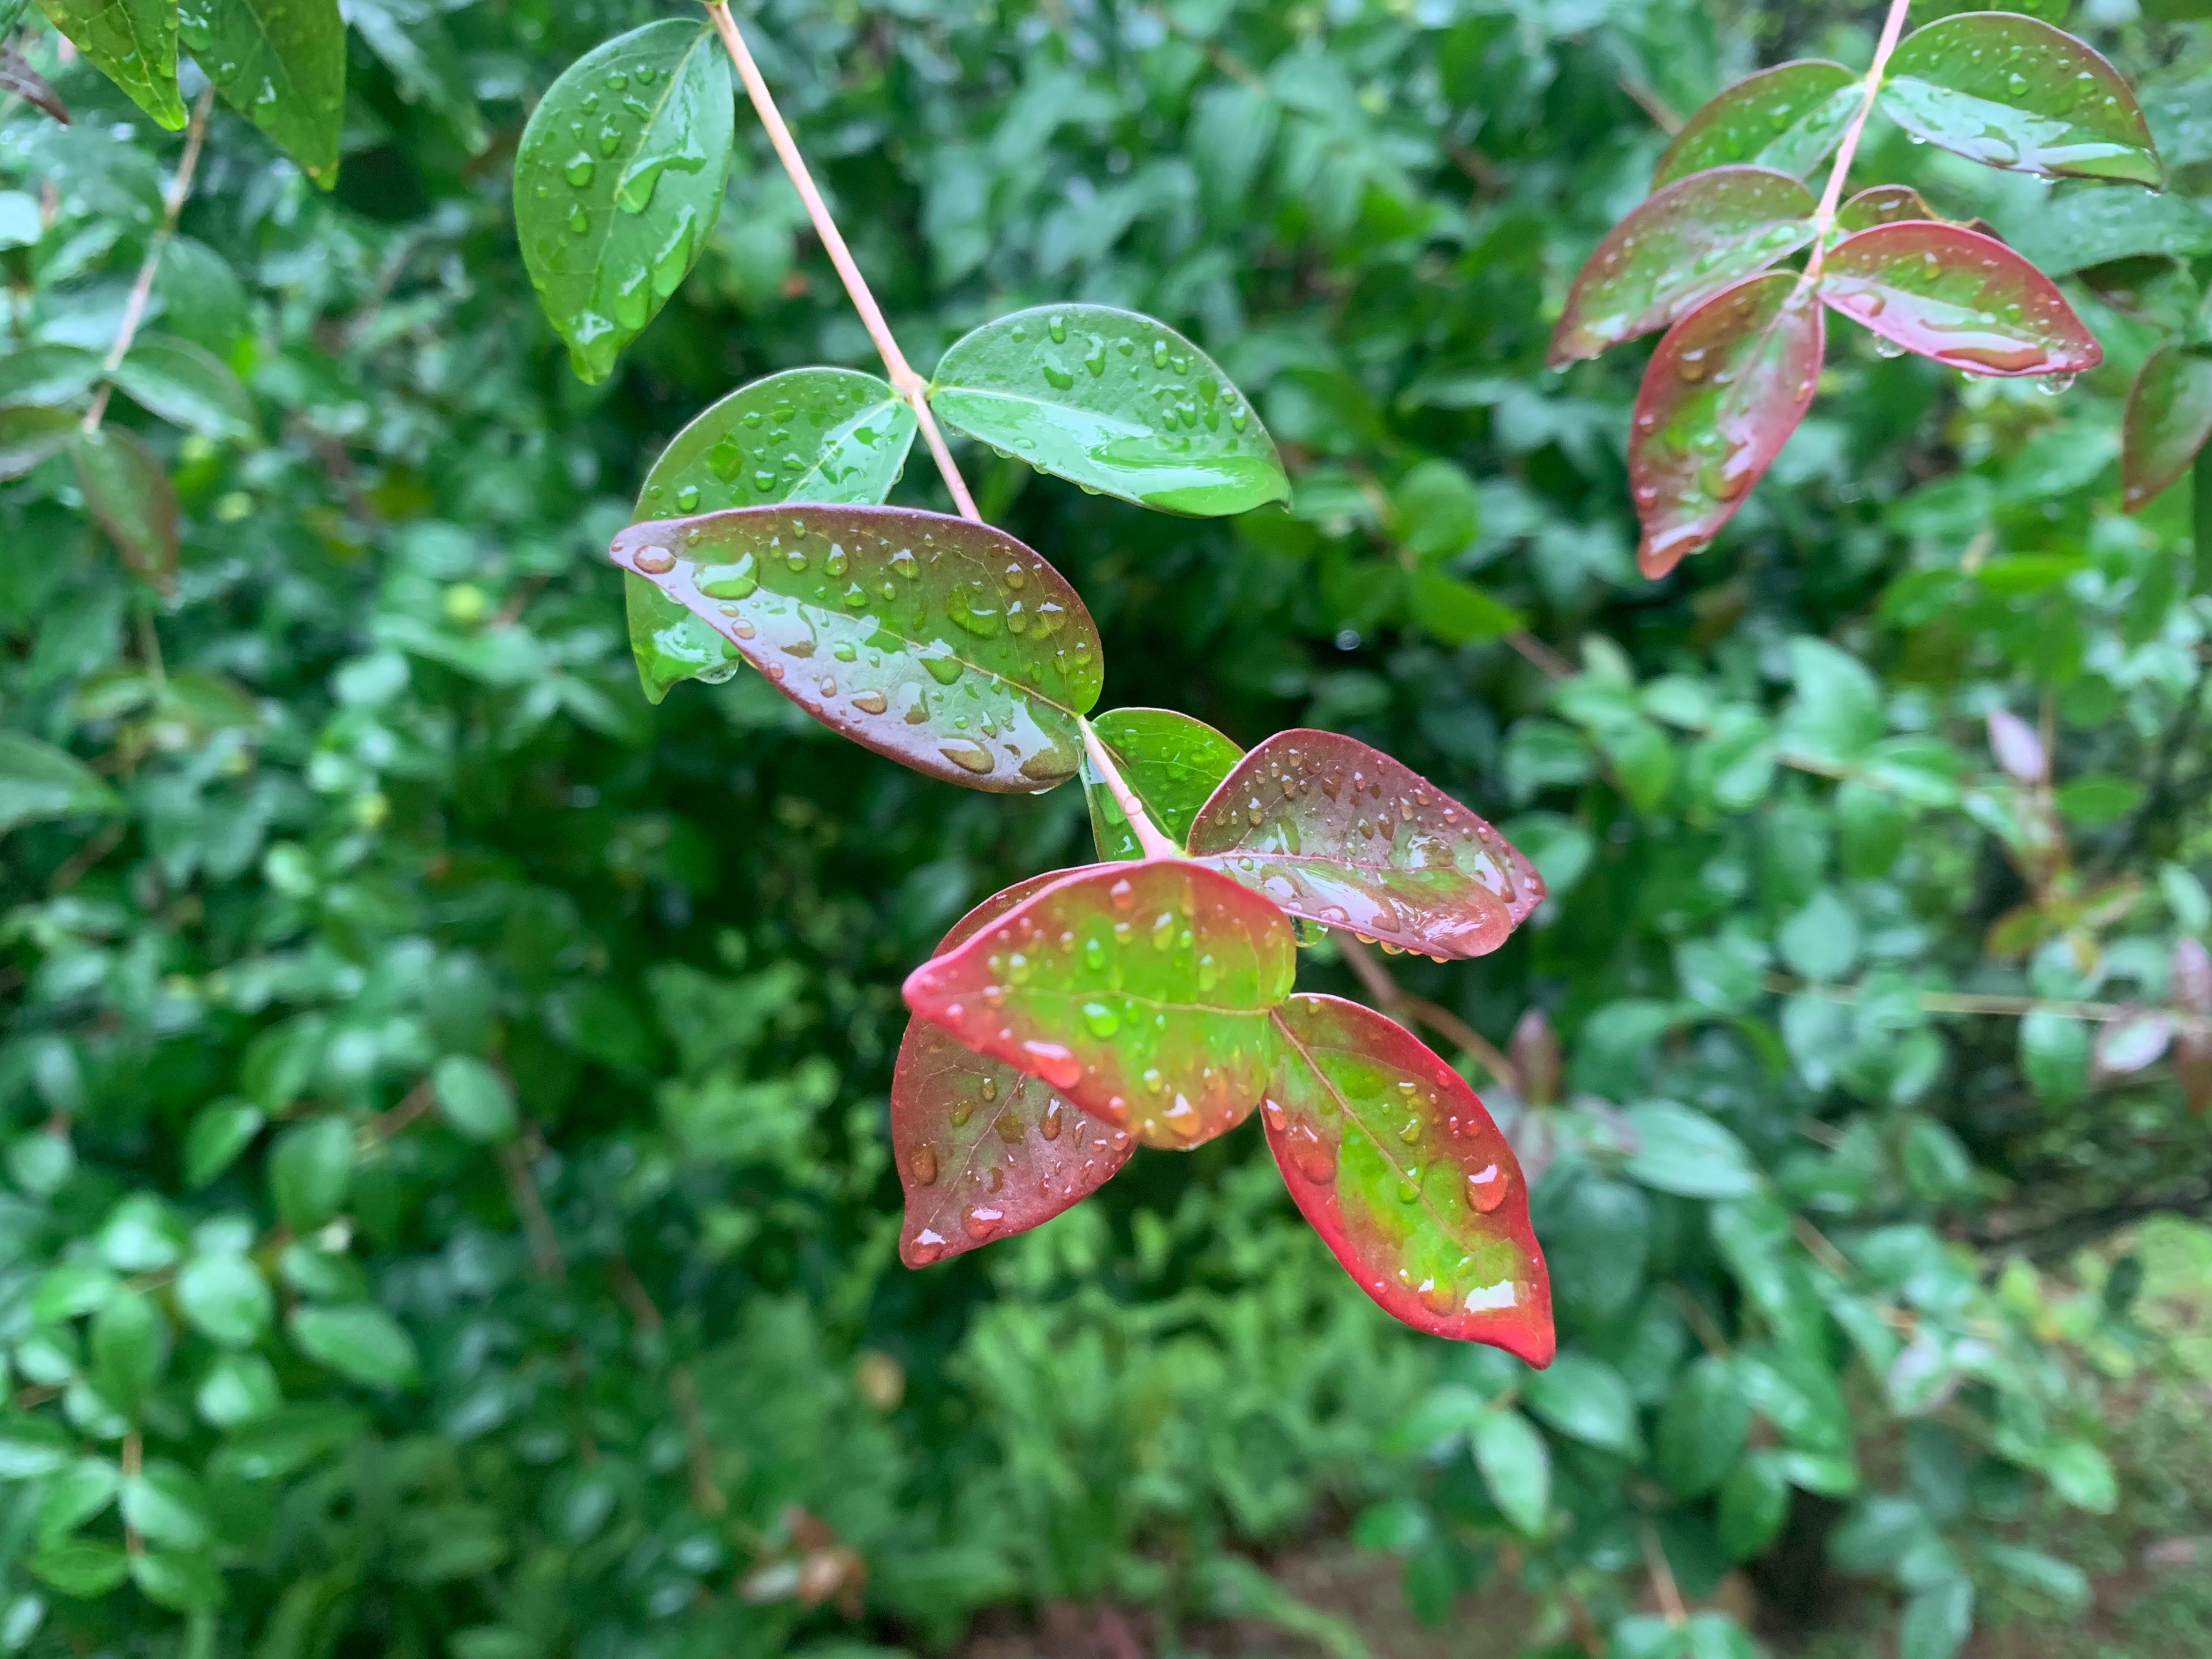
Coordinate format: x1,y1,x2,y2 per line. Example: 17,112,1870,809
1819,221,2100,378
2122,344,2212,512
1265,995,1553,1363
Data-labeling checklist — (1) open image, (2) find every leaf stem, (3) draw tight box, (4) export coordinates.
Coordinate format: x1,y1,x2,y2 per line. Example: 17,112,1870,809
1080,718,1180,860
82,85,214,434
701,2,980,522
1804,0,1913,278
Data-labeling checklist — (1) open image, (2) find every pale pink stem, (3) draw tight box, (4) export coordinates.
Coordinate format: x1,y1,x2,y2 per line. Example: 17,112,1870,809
1081,719,1180,860
702,2,980,522
1805,0,1914,279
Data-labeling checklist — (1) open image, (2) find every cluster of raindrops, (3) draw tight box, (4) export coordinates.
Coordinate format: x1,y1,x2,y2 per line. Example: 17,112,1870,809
640,380,909,515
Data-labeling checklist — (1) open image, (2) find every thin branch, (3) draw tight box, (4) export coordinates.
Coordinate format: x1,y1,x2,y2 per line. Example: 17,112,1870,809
701,1,979,521
608,1258,725,1516
1507,629,1575,682
1639,1521,1688,1626
1804,0,1914,277
1335,934,1522,1091
1081,718,1180,860
1765,972,2142,1024
499,1138,566,1281
1617,76,1683,136
82,86,215,433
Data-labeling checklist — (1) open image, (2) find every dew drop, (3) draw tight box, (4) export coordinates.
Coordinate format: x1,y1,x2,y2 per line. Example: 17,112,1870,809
631,544,676,574
909,1144,938,1184
1467,1163,1508,1213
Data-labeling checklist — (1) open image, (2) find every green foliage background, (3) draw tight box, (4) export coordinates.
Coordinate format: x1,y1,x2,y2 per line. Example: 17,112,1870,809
4,1,2212,1657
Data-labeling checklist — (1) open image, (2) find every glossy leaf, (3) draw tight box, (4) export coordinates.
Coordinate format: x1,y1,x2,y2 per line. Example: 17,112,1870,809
0,407,77,480
1186,729,1543,959
1652,62,1860,188
1837,185,1938,233
33,0,183,128
180,1099,262,1190
1261,994,1552,1363
902,860,1295,1148
1819,222,2101,377
0,732,121,831
71,427,179,581
431,1055,518,1144
1880,14,2162,185
0,343,102,406
178,0,346,187
626,368,918,703
611,505,1101,791
109,335,259,442
2122,344,2212,511
1629,272,1823,577
929,304,1289,515
892,872,1135,1266
1083,707,1245,861
514,21,735,383
1548,167,1816,367
288,1304,421,1389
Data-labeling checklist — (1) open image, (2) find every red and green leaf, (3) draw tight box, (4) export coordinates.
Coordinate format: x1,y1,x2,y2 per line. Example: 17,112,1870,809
1186,730,1542,960
1629,272,1824,578
1264,995,1552,1363
610,505,1102,791
72,428,178,583
1880,14,2162,185
892,870,1134,1267
1652,62,1861,189
1817,222,2101,377
1548,167,1817,367
901,861,1295,1149
2122,343,2212,511
1083,708,1245,861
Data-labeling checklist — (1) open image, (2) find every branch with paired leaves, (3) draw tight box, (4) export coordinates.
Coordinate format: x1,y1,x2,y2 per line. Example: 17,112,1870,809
518,5,1555,1360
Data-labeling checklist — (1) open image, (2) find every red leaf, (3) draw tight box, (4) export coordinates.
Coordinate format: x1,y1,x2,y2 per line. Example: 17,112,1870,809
2122,343,2212,512
1651,61,1859,189
902,861,1295,1149
1186,730,1542,959
1264,995,1553,1363
1548,167,1817,367
72,428,179,583
1629,271,1824,578
1817,221,2100,377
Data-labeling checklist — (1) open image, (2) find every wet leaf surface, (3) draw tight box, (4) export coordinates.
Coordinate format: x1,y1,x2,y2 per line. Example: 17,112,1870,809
1652,61,1859,188
1083,707,1245,861
626,367,917,703
2123,343,2212,511
929,304,1289,515
72,427,178,582
1263,994,1552,1362
178,0,347,186
1836,185,1939,233
1630,271,1824,578
1819,221,2101,376
892,870,1135,1266
1881,13,2162,185
1186,730,1542,959
35,0,183,128
611,505,1102,790
1549,167,1817,366
902,861,1295,1149
514,21,733,382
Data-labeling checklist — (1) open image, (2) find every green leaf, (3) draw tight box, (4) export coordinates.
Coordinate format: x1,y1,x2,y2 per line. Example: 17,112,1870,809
1623,1100,1761,1198
928,304,1289,515
611,505,1103,791
0,732,121,832
267,1116,353,1230
1819,222,2100,377
120,1463,211,1551
902,861,1294,1149
432,1055,518,1144
289,1303,422,1389
1548,169,1816,366
0,1413,76,1480
627,367,918,702
29,1537,129,1599
1629,272,1823,577
0,406,79,480
33,0,183,128
2020,1011,2089,1105
32,1264,119,1322
1900,1577,1974,1659
35,1457,120,1541
2001,185,2212,279
180,1099,262,1190
0,343,102,406
89,1288,165,1416
1082,708,1244,861
1469,1406,1551,1536
128,1551,225,1613
2124,346,2212,513
514,20,735,382
178,0,347,186
2042,1437,2117,1512
1778,889,1859,982
1658,1355,1751,1496
1652,60,1860,187
348,0,487,152
195,1352,280,1428
1718,1452,1792,1559
1523,1351,1641,1455
175,1251,273,1347
1836,184,1939,232
1407,569,1523,647
1390,458,1482,560
1880,14,2162,185
1780,637,1885,764
1263,993,1554,1362
71,427,179,581
108,335,259,441
1186,729,1544,958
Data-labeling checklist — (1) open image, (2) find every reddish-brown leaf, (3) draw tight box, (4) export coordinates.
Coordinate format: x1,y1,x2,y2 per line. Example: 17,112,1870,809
1264,995,1552,1363
1186,730,1542,959
1817,221,2101,377
2122,343,2212,511
1548,167,1817,367
1629,272,1824,578
902,861,1295,1150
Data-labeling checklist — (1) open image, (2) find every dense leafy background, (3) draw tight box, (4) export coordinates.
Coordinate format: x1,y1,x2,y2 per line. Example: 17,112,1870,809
4,2,2212,1657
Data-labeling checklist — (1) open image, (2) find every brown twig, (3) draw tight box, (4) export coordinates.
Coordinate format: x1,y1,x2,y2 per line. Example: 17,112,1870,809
609,1258,725,1515
1640,1520,1688,1625
1335,934,1522,1090
47,820,125,895
1617,76,1683,136
1507,630,1575,682
499,1138,566,1281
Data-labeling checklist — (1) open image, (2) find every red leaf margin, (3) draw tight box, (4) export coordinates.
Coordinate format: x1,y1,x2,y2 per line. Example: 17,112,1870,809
1817,221,2100,378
